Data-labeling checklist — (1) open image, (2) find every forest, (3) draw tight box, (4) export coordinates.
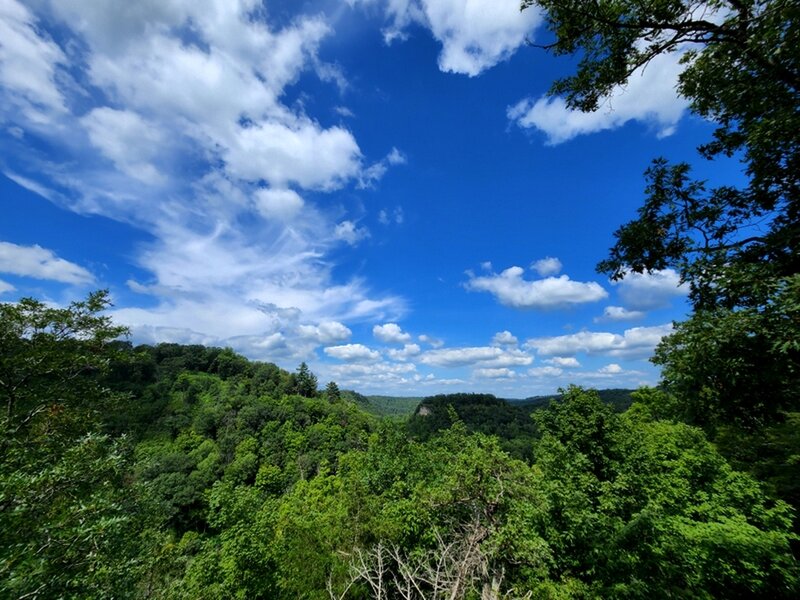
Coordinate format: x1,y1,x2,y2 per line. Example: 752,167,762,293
1,293,798,598
2,0,800,598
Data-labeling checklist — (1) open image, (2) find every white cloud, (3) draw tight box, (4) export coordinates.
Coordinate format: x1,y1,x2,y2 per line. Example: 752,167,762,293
491,330,518,347
0,0,67,123
224,120,363,190
528,366,562,377
326,360,418,389
359,147,407,188
324,343,381,362
374,322,412,344
378,206,404,227
508,49,690,143
420,346,504,367
354,0,542,76
0,279,16,294
615,268,687,310
598,363,623,375
386,147,406,165
0,0,418,372
420,346,532,368
545,356,580,368
474,367,516,379
3,171,57,201
418,334,444,348
297,321,352,344
81,107,165,184
531,256,562,277
527,324,674,359
387,343,421,361
254,188,305,221
334,220,370,246
480,348,533,368
0,241,94,284
595,305,646,322
466,266,607,309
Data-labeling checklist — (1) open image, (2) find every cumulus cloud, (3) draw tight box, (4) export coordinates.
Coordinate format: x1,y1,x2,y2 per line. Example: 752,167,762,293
420,346,532,368
224,120,362,190
353,0,542,76
528,366,562,377
595,305,646,322
545,356,580,368
297,321,352,344
324,343,382,362
527,324,674,359
0,241,94,284
466,266,607,309
598,363,623,375
491,330,518,347
373,322,412,344
531,257,562,277
614,268,687,310
334,220,370,245
331,361,416,377
254,188,305,221
81,107,165,184
474,367,516,379
509,48,690,144
325,360,418,390
420,346,502,367
387,343,421,361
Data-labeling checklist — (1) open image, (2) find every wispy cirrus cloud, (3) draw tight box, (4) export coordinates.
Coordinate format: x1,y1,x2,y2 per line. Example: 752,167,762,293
0,0,404,365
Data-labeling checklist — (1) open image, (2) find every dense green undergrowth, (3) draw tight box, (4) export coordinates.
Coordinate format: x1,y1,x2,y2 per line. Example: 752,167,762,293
1,294,798,598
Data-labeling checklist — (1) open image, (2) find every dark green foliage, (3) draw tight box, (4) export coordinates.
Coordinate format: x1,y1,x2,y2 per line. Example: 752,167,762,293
408,391,635,459
359,393,423,418
0,290,128,437
0,292,147,599
530,387,799,597
275,388,799,598
520,388,635,412
2,292,797,598
325,380,341,403
293,361,318,398
407,393,538,459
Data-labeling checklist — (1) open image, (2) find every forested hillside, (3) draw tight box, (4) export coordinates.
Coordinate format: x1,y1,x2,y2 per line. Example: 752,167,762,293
1,293,799,598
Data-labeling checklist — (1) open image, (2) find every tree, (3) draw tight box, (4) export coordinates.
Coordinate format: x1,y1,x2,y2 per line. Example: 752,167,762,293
524,0,800,427
0,291,147,598
0,290,128,438
294,362,318,398
325,380,341,403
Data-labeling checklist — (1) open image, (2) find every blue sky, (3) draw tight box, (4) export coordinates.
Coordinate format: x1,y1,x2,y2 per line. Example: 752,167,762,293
0,0,735,397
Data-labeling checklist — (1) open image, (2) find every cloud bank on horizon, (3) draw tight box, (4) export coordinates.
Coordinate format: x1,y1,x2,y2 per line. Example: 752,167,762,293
0,0,694,396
